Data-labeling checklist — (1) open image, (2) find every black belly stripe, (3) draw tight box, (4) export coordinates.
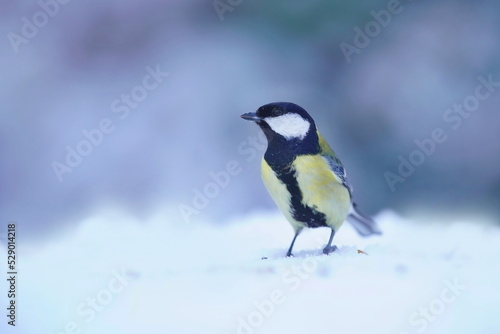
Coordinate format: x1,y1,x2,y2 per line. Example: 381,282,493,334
276,164,328,228
262,132,327,228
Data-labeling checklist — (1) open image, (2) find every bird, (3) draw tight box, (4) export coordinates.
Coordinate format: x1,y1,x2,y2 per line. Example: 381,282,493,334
241,102,381,257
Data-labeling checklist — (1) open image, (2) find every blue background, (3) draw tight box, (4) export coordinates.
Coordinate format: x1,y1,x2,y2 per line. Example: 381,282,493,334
1,0,499,238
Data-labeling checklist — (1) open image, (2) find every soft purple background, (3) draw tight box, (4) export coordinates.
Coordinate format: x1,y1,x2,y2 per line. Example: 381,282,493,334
1,0,499,238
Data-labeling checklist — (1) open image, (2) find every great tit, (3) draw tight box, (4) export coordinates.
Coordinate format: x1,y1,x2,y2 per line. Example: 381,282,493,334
241,102,381,256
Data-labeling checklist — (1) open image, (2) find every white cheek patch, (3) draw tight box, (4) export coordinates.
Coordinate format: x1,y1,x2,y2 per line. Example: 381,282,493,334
265,114,311,140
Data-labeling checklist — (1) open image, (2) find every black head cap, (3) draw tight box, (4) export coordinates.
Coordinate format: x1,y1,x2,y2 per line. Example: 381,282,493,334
255,102,315,125
241,102,319,156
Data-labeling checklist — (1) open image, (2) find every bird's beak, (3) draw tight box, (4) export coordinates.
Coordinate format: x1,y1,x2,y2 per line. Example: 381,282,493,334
240,112,262,122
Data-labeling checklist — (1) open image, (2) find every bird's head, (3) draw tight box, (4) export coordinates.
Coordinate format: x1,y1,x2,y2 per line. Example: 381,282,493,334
241,102,316,142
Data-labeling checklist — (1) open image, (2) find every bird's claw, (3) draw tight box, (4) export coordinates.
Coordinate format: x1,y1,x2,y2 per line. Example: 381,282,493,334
322,245,338,255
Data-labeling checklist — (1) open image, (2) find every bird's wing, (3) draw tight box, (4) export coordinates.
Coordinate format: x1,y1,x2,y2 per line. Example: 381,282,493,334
317,133,353,197
318,132,382,236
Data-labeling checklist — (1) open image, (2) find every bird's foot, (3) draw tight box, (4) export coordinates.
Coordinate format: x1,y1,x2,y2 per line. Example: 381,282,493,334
322,245,338,255
285,252,294,258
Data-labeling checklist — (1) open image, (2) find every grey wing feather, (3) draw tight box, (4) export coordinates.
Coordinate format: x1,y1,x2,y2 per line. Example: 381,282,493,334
322,155,353,197
347,202,382,236
322,154,382,236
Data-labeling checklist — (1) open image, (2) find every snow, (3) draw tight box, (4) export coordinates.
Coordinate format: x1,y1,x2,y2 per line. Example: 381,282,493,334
2,210,500,334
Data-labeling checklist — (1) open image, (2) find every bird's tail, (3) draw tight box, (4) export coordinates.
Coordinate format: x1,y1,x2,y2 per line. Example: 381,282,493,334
346,202,382,237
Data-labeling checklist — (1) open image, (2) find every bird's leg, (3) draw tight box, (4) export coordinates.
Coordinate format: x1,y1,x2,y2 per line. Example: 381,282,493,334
322,228,338,255
286,230,301,257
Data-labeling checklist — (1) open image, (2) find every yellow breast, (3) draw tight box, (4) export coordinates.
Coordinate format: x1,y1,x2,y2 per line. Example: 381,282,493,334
261,159,302,231
293,155,350,230
261,156,350,232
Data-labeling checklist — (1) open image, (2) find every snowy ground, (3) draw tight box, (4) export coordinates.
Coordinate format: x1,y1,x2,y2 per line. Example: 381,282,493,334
2,210,500,334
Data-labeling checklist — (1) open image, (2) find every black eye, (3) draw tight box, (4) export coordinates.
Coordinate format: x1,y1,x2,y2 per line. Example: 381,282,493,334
272,108,283,117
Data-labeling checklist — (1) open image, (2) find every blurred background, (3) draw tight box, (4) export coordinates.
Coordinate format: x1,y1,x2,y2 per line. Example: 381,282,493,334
1,0,500,240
